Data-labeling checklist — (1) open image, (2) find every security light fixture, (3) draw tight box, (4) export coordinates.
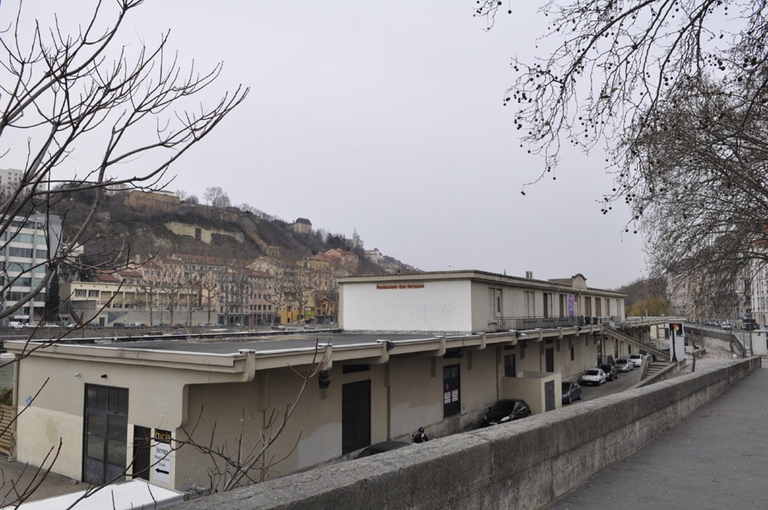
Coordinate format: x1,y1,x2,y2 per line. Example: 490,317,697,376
318,370,331,389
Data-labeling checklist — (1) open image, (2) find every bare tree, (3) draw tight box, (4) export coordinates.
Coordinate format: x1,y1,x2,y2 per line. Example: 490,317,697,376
475,1,766,203
267,271,289,326
288,266,314,324
476,0,768,307
0,0,247,324
629,71,768,317
204,187,231,208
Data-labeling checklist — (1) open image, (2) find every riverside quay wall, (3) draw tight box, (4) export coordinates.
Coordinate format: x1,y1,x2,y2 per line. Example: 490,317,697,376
179,357,759,510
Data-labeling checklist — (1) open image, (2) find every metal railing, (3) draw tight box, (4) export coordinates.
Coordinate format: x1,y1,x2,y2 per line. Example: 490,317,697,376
490,316,617,332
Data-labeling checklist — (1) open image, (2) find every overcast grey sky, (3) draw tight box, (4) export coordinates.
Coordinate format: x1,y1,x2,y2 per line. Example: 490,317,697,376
11,1,647,290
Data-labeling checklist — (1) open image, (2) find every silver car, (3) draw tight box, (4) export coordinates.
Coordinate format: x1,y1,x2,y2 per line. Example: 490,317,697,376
615,358,633,372
580,368,606,386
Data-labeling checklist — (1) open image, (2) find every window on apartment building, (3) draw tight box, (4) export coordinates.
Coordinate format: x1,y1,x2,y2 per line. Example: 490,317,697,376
606,298,611,317
543,293,553,318
194,228,202,241
488,288,502,319
570,342,575,361
8,262,31,273
559,294,566,317
596,298,602,317
88,290,99,298
525,291,535,317
8,247,33,258
584,296,592,317
75,289,86,297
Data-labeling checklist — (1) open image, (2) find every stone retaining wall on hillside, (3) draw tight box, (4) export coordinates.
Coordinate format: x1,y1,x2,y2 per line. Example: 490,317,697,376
179,357,759,510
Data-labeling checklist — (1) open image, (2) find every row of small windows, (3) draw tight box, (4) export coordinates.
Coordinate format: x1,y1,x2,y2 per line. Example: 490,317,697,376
0,231,44,243
0,247,48,258
3,262,46,274
6,290,44,302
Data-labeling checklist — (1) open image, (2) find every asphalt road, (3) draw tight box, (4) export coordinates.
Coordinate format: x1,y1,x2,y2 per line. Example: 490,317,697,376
576,362,644,403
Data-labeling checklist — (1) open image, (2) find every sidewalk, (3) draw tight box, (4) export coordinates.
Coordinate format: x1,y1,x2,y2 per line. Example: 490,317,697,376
549,363,768,509
0,454,83,506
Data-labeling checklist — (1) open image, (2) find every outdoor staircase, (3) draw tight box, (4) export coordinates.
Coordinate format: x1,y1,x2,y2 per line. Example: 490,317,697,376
643,361,668,380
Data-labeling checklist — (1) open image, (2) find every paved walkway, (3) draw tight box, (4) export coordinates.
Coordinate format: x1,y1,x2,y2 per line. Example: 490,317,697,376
549,363,768,510
0,454,82,506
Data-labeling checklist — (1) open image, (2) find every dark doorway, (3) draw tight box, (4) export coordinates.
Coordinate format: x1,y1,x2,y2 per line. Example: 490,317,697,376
342,380,371,454
545,348,554,373
83,384,129,485
504,354,516,377
545,380,555,411
443,364,461,417
132,426,152,481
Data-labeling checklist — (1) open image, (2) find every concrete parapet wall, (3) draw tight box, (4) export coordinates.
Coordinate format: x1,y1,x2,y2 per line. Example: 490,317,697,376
179,358,759,510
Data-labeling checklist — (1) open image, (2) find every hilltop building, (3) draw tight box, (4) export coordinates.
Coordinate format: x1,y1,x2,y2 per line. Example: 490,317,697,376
292,217,312,234
124,190,180,212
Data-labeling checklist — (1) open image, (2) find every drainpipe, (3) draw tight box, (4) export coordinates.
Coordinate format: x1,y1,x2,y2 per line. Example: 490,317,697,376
10,355,18,461
385,363,392,439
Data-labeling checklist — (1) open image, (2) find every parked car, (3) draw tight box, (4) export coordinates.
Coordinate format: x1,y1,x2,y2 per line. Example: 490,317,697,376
112,322,125,327
355,440,409,459
722,321,732,331
628,354,645,367
8,321,23,329
561,382,582,404
615,358,634,372
580,368,607,386
482,399,532,426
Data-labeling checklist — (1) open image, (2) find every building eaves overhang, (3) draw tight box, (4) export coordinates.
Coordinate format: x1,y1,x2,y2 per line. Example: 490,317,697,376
3,325,604,378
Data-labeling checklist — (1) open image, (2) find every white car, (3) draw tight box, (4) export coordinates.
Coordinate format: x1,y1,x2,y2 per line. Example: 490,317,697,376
580,368,606,386
615,358,634,372
628,354,645,367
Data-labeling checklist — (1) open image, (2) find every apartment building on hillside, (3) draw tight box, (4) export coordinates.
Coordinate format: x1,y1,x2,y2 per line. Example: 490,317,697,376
0,213,62,324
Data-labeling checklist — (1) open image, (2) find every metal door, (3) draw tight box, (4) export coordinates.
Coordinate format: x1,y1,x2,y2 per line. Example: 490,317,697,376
545,380,555,411
132,426,151,481
443,364,461,417
83,384,128,485
342,380,371,454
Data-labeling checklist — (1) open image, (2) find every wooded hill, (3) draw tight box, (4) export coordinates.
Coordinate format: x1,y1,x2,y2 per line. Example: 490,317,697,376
52,189,405,275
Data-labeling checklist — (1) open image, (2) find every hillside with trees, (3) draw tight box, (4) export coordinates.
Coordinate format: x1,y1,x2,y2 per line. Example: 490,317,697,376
51,185,413,277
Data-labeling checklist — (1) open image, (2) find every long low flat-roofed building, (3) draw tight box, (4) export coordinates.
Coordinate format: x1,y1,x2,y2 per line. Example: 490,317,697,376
4,270,659,495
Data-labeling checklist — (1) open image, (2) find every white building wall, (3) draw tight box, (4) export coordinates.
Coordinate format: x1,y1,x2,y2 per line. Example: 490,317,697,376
340,280,473,332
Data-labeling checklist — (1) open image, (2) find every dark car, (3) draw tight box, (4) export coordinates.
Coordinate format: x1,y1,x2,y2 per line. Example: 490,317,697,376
355,440,409,459
600,363,618,381
482,399,531,426
561,382,582,404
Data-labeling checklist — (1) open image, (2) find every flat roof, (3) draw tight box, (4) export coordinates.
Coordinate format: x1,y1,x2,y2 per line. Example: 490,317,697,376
104,332,440,355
